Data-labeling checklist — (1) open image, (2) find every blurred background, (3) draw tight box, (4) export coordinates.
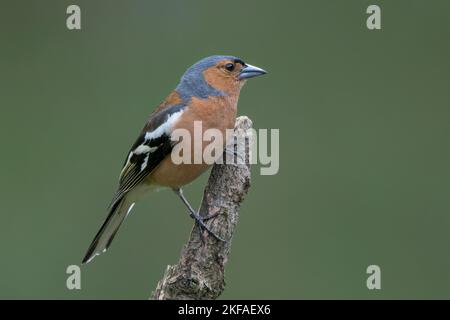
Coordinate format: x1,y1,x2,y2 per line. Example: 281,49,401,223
1,0,450,299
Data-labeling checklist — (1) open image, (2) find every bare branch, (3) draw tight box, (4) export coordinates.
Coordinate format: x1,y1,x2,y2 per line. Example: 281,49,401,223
151,116,253,300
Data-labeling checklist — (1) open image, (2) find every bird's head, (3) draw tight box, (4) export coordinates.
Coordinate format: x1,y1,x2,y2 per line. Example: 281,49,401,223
176,55,267,102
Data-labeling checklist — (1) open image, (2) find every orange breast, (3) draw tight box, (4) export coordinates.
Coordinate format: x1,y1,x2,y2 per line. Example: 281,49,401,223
148,159,210,188
148,95,238,188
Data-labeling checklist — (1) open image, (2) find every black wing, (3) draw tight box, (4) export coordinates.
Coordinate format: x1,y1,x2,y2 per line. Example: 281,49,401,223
108,103,185,208
82,103,186,263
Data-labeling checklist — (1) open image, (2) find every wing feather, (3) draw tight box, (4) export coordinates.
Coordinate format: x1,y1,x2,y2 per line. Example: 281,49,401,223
108,104,185,208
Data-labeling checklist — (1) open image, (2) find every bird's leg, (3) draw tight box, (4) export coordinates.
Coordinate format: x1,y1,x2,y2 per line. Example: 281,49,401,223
174,188,205,240
174,188,221,220
173,188,226,242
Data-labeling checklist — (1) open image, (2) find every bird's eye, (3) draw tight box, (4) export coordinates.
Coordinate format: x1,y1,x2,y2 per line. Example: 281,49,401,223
225,63,235,72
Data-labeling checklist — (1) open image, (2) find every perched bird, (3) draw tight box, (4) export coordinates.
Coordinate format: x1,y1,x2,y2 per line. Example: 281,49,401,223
82,55,266,264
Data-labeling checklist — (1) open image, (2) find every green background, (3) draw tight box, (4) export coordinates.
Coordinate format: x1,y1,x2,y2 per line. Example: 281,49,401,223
1,0,449,299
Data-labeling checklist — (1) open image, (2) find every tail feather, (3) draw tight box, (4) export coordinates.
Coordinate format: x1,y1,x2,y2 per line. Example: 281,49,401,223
82,197,135,264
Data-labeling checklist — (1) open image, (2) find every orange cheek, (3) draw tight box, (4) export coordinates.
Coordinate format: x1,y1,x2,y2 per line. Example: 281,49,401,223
203,67,237,94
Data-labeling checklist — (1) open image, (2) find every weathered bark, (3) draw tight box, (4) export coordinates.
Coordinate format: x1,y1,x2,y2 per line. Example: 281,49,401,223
151,116,253,300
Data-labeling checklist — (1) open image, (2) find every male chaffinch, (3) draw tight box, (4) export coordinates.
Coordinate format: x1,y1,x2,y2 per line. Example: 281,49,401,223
83,55,266,263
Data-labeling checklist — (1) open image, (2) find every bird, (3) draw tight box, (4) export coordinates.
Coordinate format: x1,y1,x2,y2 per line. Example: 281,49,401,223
82,55,267,264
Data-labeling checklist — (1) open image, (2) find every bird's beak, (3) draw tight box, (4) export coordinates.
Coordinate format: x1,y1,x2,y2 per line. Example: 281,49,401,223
238,64,267,80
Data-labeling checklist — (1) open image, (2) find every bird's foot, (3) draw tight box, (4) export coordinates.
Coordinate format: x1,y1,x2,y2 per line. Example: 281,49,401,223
173,187,227,242
190,211,227,242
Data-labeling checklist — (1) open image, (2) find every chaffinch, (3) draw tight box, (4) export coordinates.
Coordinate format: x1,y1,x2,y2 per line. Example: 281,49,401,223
83,55,266,263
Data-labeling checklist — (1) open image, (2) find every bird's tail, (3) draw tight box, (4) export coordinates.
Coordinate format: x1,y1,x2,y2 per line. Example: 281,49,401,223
82,197,135,264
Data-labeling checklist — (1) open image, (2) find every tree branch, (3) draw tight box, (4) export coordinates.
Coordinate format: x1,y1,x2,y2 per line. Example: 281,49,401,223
151,116,253,300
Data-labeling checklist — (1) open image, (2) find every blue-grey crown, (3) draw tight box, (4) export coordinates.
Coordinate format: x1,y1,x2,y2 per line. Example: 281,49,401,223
176,55,240,103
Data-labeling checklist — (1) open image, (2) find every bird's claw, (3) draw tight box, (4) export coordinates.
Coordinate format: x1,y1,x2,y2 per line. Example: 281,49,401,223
190,212,227,242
